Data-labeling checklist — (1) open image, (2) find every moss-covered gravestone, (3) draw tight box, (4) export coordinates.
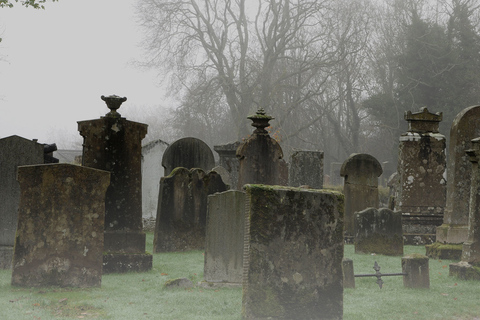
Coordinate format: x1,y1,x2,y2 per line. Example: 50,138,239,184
0,135,44,269
78,95,152,273
11,164,110,287
242,185,344,319
354,207,403,256
340,153,383,238
154,168,228,252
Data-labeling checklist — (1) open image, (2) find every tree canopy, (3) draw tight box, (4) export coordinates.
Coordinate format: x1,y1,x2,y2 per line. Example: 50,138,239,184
0,0,57,9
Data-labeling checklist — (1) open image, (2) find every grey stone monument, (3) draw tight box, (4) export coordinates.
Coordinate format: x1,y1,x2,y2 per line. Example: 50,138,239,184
289,150,324,189
162,137,215,176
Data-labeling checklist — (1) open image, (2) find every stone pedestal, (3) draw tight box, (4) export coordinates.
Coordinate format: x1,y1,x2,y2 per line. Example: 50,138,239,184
402,254,430,289
78,95,152,273
11,164,110,287
396,108,446,245
242,185,344,320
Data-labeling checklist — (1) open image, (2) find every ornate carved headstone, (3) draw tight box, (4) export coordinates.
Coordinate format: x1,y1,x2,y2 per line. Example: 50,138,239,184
203,190,245,286
162,137,215,176
354,207,404,256
397,108,446,244
340,153,383,238
289,150,324,189
236,109,288,189
78,95,152,273
242,185,344,319
0,135,44,269
437,106,480,245
154,168,228,252
11,164,110,287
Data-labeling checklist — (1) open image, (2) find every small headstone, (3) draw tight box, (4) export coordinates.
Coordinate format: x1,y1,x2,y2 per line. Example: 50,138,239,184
204,190,245,285
11,164,110,287
154,168,228,252
142,139,169,220
343,258,355,289
0,135,44,269
402,254,430,289
397,108,446,244
354,207,404,256
236,109,288,189
78,95,152,273
437,105,480,244
242,185,344,319
214,141,241,189
162,137,215,176
340,153,383,237
289,150,324,189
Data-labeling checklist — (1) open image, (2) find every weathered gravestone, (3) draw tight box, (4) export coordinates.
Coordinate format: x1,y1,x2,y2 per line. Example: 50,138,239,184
242,185,344,320
162,137,215,176
0,135,44,269
340,153,383,238
203,190,245,286
396,108,446,244
289,150,324,189
214,141,241,189
11,164,110,287
449,137,480,280
236,109,288,189
78,95,152,273
329,162,343,186
354,207,403,256
142,139,169,221
154,168,228,252
436,106,480,245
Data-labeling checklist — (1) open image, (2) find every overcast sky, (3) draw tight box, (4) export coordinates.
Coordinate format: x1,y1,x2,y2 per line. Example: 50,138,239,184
0,0,170,148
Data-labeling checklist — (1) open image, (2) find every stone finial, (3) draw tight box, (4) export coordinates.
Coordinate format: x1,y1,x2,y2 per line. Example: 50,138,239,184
101,95,127,118
247,108,273,134
404,107,442,133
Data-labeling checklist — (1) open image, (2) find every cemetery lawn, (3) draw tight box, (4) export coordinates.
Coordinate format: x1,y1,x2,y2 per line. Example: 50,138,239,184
0,233,478,320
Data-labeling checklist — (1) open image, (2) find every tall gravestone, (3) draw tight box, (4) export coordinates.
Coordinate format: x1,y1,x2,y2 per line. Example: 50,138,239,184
154,168,228,252
437,106,480,245
142,139,169,220
329,162,343,186
289,150,324,189
242,185,344,319
236,109,288,189
78,95,152,273
162,137,215,176
0,135,44,269
396,108,446,244
11,164,110,287
203,190,245,286
340,153,383,238
450,138,480,280
214,141,241,189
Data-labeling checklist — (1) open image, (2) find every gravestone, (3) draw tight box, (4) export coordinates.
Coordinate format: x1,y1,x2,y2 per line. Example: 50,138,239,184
242,185,344,319
11,164,110,287
154,168,228,252
78,95,152,273
402,254,430,289
397,108,446,244
203,190,245,286
330,162,343,186
449,137,480,280
0,135,44,269
236,109,288,189
437,106,480,245
142,139,169,221
340,153,383,238
289,150,324,189
162,137,215,176
214,141,241,189
354,207,404,256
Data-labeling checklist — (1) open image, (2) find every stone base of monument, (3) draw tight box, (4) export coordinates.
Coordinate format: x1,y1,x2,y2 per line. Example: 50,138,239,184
103,253,153,274
0,246,13,269
425,242,463,260
402,213,443,245
449,261,480,281
197,281,242,289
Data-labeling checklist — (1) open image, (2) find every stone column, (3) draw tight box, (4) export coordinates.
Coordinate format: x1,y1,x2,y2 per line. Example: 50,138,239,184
397,107,446,244
78,95,152,273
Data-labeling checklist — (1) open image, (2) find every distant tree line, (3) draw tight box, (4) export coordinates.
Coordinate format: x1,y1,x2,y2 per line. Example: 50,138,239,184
135,0,480,170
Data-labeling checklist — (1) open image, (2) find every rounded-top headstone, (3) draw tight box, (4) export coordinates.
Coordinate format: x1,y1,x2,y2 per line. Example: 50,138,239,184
340,153,383,186
161,137,215,176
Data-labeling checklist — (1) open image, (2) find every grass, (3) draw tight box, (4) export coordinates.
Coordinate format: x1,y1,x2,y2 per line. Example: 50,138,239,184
1,233,479,319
